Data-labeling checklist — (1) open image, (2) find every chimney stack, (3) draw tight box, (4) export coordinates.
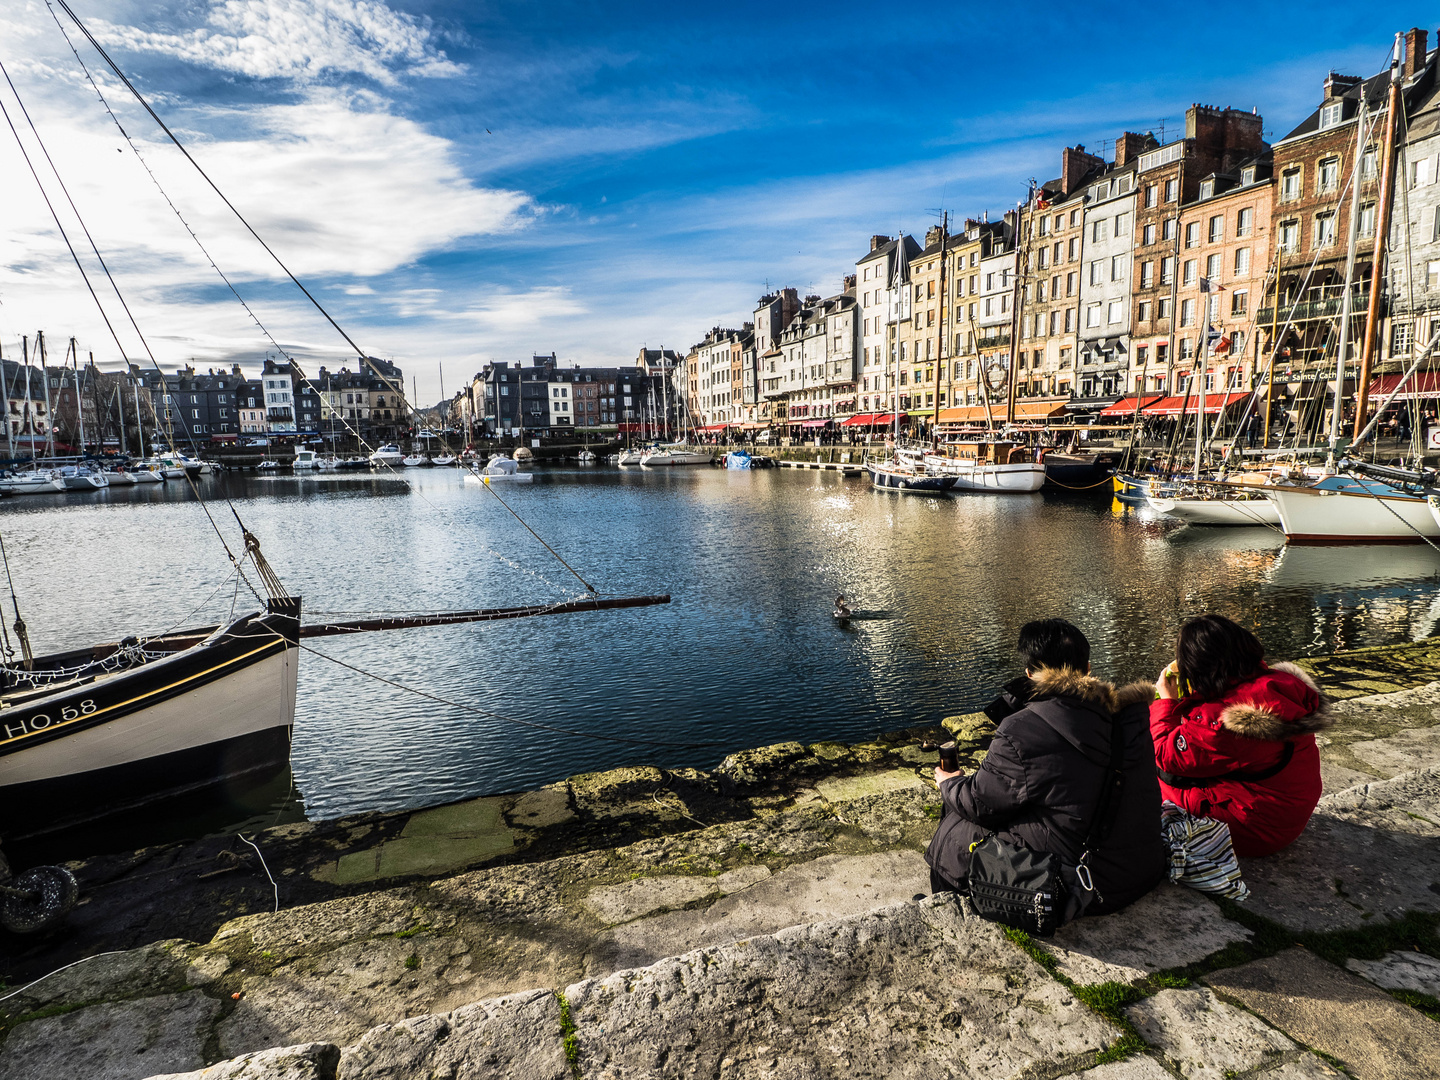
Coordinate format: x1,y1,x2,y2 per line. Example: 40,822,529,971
870,234,889,252
1323,72,1361,100
1061,144,1104,195
1405,28,1428,79
1114,131,1154,167
925,224,944,247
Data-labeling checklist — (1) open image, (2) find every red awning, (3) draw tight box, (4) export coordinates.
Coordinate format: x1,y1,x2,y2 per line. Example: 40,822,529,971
697,423,729,432
1143,391,1254,417
1097,395,1165,418
801,418,832,428
841,411,907,427
1368,372,1440,400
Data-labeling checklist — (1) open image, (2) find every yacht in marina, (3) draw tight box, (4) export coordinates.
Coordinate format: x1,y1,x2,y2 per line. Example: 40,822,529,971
369,444,404,467
1266,475,1440,544
640,445,712,467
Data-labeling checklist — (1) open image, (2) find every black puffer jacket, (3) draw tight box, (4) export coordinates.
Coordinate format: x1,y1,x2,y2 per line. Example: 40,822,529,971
925,667,1167,916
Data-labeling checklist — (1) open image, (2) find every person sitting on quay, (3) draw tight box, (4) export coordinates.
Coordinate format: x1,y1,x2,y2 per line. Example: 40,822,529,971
925,618,1167,915
1151,614,1332,857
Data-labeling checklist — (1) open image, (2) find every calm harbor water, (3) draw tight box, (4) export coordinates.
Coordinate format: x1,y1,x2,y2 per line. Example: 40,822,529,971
4,466,1439,828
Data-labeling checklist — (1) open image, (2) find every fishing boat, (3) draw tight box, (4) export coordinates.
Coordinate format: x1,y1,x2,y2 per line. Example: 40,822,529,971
369,444,404,467
0,601,301,841
923,441,1045,493
1266,475,1440,544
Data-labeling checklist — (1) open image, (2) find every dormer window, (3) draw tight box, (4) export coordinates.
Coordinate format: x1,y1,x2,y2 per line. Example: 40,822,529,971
1241,166,1256,186
1319,102,1344,129
1200,179,1215,200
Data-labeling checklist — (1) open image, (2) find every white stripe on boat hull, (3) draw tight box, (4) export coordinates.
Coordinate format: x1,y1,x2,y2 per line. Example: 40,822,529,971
0,648,297,786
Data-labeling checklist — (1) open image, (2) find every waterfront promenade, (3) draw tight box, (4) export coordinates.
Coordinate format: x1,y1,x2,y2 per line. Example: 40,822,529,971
2,637,1439,1078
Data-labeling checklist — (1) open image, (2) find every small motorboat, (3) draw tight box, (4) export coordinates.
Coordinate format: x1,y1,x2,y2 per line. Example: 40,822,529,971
369,444,404,467
577,449,597,463
256,460,278,471
292,449,320,470
463,455,533,484
512,445,535,462
833,595,852,623
724,450,753,470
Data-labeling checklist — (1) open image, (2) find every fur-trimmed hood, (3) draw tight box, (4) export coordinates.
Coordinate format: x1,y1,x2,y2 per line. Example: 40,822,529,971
1027,666,1118,711
1025,668,1162,715
1217,661,1333,741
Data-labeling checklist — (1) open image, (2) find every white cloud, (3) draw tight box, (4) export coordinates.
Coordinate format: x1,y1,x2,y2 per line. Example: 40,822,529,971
93,0,463,86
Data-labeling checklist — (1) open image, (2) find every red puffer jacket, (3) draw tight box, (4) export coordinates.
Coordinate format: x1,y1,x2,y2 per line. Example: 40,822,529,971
1150,662,1332,857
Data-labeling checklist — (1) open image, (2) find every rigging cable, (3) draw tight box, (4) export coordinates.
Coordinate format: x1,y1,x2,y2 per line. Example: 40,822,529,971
52,0,368,363
299,641,722,750
43,10,592,598
0,58,251,582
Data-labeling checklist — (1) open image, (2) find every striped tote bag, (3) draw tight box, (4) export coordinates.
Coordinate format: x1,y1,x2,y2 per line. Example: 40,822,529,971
1161,801,1250,901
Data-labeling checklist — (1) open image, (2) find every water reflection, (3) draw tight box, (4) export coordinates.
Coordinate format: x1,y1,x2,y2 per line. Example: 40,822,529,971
1,466,1436,822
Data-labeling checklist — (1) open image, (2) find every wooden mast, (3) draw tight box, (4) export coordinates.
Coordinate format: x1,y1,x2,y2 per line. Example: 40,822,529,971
1355,33,1404,439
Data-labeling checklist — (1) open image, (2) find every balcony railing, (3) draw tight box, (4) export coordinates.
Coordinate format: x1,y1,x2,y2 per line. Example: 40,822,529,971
1256,294,1385,326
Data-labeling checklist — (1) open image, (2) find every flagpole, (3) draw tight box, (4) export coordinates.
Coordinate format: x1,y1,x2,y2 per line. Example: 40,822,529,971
1194,302,1208,485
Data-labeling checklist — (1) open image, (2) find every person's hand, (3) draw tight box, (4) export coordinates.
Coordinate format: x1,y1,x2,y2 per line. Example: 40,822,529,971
934,765,963,785
1155,662,1180,700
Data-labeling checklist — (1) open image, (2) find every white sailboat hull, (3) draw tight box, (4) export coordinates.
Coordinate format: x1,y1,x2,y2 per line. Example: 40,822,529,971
1149,497,1281,526
1268,486,1440,544
641,449,712,467
922,457,1045,492
616,451,644,466
0,474,66,494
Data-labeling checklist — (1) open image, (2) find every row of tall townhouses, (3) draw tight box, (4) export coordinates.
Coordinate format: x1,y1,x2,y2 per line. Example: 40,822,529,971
680,26,1440,433
452,350,683,439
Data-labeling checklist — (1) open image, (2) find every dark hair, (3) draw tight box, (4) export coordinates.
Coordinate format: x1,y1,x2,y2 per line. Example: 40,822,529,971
1017,619,1090,672
1175,614,1266,701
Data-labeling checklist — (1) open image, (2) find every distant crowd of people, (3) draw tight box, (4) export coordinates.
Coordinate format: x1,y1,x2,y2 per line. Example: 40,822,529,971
926,615,1330,924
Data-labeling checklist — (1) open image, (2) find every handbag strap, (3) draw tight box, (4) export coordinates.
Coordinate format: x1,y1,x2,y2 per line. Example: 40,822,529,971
1079,706,1127,869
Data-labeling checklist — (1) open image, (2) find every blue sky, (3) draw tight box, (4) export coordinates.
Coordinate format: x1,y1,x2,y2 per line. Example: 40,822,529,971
0,0,1433,402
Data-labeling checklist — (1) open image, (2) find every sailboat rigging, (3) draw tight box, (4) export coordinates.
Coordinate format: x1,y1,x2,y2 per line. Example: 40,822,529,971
0,8,674,838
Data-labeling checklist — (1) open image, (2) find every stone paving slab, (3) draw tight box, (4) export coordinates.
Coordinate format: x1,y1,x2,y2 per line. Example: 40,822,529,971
1205,947,1440,1080
1058,1059,1174,1080
1346,949,1440,997
335,988,566,1080
1240,770,1440,932
812,769,928,804
1042,884,1252,985
566,896,1120,1080
584,850,928,976
582,865,772,924
1349,726,1440,778
0,990,222,1080
147,1042,339,1080
1124,987,1296,1080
